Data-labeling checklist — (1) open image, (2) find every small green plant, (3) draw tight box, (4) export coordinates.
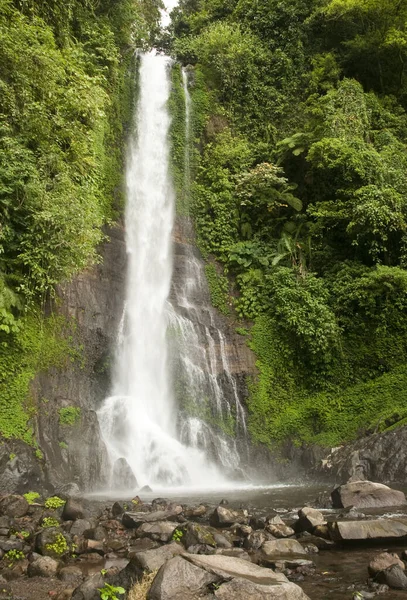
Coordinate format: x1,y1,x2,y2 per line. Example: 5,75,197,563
8,453,16,461
59,406,81,426
59,441,68,449
45,533,68,556
172,528,184,542
35,449,44,460
100,568,108,576
45,496,66,510
42,517,60,528
5,550,24,566
98,583,125,600
15,530,30,539
23,492,40,504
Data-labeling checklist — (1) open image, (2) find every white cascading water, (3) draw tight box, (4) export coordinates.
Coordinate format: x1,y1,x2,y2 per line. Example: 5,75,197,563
98,51,228,490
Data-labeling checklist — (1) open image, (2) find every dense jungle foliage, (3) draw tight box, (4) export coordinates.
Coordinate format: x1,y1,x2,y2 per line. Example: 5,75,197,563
0,0,162,443
169,0,407,447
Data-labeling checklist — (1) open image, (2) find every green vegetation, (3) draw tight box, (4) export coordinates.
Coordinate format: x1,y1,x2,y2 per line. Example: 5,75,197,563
170,0,407,447
45,532,69,556
172,528,184,542
0,0,163,444
58,406,81,426
42,517,60,528
23,491,40,504
98,583,126,600
44,496,65,510
4,550,24,566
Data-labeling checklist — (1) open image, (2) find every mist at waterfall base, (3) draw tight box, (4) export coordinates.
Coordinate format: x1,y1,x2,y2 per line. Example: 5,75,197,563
96,51,257,495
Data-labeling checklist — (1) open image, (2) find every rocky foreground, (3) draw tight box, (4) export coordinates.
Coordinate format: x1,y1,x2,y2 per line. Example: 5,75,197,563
0,481,406,599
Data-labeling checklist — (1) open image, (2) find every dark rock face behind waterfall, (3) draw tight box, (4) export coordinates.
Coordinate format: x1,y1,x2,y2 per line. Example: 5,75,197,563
0,226,127,494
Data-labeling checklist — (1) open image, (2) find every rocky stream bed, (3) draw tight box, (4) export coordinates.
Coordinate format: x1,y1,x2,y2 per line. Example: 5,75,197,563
0,481,407,600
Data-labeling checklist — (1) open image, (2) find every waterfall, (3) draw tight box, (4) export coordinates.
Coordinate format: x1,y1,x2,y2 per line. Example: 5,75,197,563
97,52,229,491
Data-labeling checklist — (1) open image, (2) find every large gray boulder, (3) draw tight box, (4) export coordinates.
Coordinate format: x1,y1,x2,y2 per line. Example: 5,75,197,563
265,516,295,538
331,481,406,509
294,507,325,534
147,555,220,599
27,556,59,577
214,577,310,599
0,495,29,518
179,522,217,548
133,542,184,572
123,509,181,529
376,565,407,590
262,540,307,557
328,519,407,541
210,506,248,527
137,521,177,543
368,552,405,576
181,554,310,599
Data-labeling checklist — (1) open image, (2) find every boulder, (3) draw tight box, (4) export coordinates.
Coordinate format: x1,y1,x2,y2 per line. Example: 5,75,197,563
133,542,184,572
123,509,181,529
215,548,251,561
70,519,93,537
27,556,59,577
112,457,138,490
243,530,274,551
71,573,104,600
58,566,84,583
331,481,406,509
262,540,307,557
0,495,29,518
376,565,407,590
266,516,295,538
147,555,220,600
137,521,177,543
213,577,310,599
294,507,325,534
328,519,407,541
210,506,248,528
368,552,405,577
179,522,217,548
184,505,207,518
62,498,85,521
35,527,72,558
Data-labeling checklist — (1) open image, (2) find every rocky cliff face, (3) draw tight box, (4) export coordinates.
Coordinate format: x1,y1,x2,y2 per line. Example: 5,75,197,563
0,225,127,494
314,427,407,483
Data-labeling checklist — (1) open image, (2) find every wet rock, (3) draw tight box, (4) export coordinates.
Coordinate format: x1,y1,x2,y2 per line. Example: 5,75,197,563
140,485,153,493
250,516,267,530
215,548,251,561
35,527,72,558
243,530,274,551
133,542,184,571
183,553,310,598
147,555,220,600
328,519,407,541
331,481,406,509
210,506,248,528
213,533,233,549
262,539,307,557
59,566,84,583
71,573,104,600
0,539,24,552
70,519,93,537
294,507,325,534
376,564,407,590
312,524,330,539
296,534,334,550
111,502,125,518
214,577,310,599
0,495,29,518
137,521,177,543
122,509,181,529
184,505,207,518
85,525,106,541
368,552,405,576
266,516,295,538
27,555,59,577
112,457,138,490
62,498,85,521
303,544,319,554
128,538,159,557
180,522,217,548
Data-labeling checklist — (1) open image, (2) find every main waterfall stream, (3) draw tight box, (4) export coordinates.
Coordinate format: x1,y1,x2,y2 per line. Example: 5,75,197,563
97,49,247,492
